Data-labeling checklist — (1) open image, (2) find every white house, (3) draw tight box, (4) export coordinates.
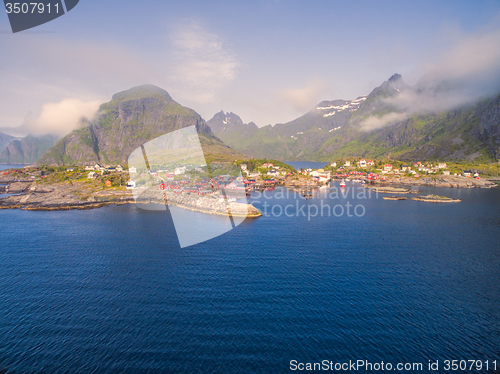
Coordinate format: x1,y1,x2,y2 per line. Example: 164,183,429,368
84,165,94,171
87,171,98,179
443,170,451,175
126,180,136,189
319,171,331,181
383,164,393,172
174,167,186,175
116,165,124,172
129,166,137,173
438,163,447,169
330,162,337,167
267,169,279,176
344,161,351,167
94,163,105,171
240,164,248,171
358,159,367,168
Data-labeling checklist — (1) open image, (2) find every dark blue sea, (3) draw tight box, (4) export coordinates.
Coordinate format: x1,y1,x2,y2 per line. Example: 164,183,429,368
1,171,500,372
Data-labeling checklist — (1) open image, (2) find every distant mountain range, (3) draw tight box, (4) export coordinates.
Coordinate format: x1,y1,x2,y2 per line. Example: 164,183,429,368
38,85,246,166
0,134,58,164
4,77,499,166
207,74,500,162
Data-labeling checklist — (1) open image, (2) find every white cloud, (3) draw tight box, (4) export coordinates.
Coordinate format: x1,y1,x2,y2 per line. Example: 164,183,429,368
0,34,153,134
1,98,101,136
0,21,240,134
360,24,500,131
169,21,238,104
279,79,329,112
360,112,409,131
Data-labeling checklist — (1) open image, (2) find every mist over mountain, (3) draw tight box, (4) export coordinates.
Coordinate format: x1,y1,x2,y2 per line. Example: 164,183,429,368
207,74,500,162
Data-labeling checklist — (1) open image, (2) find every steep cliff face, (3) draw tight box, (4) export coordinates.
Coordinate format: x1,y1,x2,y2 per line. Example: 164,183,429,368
0,135,58,164
474,95,500,159
38,85,244,165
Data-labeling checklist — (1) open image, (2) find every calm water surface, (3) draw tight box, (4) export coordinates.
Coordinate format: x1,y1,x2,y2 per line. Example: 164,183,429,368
0,182,499,373
0,164,30,171
285,161,329,170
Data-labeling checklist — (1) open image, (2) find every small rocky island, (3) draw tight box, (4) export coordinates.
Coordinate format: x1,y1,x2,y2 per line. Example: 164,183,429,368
383,196,408,201
364,186,418,194
412,194,461,203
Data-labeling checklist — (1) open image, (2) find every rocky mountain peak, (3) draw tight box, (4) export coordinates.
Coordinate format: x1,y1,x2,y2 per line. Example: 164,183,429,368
367,73,409,99
111,84,173,102
388,73,403,83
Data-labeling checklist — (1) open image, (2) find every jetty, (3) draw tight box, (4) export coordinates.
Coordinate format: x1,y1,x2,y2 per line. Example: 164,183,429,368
365,186,417,194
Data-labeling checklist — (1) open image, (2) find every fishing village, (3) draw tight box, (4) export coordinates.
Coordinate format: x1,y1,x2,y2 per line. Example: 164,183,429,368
0,158,498,212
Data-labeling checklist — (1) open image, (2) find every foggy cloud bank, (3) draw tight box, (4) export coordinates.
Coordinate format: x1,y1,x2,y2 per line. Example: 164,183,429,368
360,26,500,131
0,99,101,137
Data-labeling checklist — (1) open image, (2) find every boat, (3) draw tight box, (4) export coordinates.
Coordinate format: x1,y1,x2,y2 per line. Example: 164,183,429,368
340,179,346,188
302,182,313,199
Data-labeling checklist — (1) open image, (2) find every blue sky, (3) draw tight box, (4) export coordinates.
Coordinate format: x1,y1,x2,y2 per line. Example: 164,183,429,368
1,0,500,135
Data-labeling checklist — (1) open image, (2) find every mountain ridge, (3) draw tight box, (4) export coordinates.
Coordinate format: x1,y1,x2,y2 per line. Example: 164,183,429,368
38,85,246,166
207,75,500,162
0,134,59,164
0,132,18,154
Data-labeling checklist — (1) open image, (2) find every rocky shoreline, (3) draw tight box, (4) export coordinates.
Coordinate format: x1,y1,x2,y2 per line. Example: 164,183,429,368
0,177,261,217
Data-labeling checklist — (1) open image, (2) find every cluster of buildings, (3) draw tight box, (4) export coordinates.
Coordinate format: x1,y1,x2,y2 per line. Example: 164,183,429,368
297,168,331,183
86,163,123,179
240,162,291,179
331,159,481,179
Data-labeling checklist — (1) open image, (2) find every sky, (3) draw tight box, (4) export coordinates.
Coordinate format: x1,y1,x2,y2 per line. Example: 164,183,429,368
1,0,500,136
